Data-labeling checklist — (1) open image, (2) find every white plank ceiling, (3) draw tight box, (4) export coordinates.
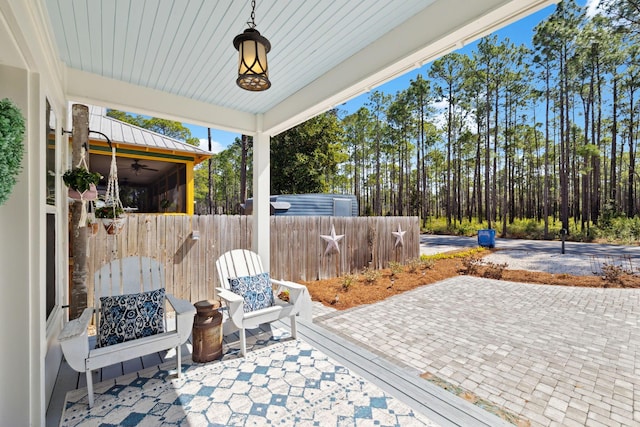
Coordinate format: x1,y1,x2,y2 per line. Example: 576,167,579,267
43,0,557,134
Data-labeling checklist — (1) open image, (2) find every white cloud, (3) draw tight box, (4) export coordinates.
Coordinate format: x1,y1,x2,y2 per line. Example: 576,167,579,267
432,99,449,110
585,0,602,18
199,138,226,154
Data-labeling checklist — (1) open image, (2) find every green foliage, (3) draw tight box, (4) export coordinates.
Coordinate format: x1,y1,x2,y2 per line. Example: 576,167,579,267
506,218,549,240
361,267,381,284
62,167,101,192
388,261,403,277
105,110,144,127
0,98,25,206
600,0,640,35
422,217,489,236
406,258,421,273
421,258,435,270
341,274,357,291
95,205,124,219
593,216,640,244
421,247,485,262
270,110,347,194
194,138,250,214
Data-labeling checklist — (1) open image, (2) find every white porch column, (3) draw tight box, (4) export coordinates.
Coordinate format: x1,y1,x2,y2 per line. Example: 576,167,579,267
0,64,44,427
252,115,271,270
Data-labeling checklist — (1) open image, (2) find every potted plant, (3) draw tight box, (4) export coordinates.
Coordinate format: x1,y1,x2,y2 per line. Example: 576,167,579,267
95,204,125,234
87,211,99,236
63,167,101,200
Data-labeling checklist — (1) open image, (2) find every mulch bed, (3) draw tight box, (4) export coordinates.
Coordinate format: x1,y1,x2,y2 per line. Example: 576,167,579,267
302,249,640,311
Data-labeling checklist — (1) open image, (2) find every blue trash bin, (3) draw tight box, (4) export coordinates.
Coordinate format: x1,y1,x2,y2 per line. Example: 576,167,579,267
477,229,495,248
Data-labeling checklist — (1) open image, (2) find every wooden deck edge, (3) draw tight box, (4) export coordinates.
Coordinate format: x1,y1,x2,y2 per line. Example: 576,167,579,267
288,319,513,427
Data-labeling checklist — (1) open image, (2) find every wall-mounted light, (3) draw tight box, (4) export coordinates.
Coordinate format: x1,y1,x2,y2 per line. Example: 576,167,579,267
233,0,271,91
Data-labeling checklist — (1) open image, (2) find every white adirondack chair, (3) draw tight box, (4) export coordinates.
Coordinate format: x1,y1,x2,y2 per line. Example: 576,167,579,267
58,256,196,407
215,249,312,356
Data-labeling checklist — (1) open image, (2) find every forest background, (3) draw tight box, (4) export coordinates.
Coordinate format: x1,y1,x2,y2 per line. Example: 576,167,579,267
111,0,640,244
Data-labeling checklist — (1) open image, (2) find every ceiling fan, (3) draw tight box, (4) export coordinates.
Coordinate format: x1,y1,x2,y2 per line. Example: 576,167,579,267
131,159,159,175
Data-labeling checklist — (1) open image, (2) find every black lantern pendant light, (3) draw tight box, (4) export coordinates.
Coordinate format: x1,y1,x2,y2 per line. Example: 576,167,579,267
233,0,271,91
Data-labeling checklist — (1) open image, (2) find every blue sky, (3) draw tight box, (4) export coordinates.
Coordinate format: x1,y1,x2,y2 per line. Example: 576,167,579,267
186,0,597,153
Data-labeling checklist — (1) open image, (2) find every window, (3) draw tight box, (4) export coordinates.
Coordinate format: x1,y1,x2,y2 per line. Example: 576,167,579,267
46,100,56,205
46,213,56,318
45,99,57,321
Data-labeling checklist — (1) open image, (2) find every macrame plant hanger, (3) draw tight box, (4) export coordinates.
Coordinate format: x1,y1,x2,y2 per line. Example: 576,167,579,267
103,146,125,235
75,146,92,228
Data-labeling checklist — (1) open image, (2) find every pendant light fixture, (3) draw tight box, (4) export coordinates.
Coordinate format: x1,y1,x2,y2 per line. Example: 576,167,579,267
233,0,271,91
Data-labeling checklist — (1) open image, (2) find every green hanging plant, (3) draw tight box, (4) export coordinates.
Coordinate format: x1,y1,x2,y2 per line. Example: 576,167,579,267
0,98,26,206
62,167,101,193
94,205,124,219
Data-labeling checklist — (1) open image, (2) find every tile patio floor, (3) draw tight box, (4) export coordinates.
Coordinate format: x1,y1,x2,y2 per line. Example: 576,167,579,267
315,276,640,427
48,306,509,427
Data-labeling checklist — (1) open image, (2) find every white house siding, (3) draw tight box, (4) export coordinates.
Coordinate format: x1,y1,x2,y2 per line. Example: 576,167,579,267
0,64,43,427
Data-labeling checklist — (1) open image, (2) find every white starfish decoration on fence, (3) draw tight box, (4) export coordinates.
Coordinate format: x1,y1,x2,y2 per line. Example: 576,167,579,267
392,224,406,248
320,224,344,255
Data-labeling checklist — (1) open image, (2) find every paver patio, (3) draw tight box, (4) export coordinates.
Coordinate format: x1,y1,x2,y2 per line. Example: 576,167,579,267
315,276,640,427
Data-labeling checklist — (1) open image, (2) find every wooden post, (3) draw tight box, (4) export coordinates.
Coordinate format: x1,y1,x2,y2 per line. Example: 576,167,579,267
70,104,90,319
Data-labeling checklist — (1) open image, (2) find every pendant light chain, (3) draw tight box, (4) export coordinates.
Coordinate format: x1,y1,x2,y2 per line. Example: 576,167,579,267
249,0,256,28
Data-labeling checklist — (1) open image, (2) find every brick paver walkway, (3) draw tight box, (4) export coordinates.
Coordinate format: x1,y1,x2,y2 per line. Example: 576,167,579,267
314,276,640,427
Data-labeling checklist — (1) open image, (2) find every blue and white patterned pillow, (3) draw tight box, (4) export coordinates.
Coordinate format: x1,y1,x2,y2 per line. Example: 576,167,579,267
97,288,165,348
228,273,274,313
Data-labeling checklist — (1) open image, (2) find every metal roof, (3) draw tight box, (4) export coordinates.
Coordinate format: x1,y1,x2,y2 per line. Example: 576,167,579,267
88,106,210,160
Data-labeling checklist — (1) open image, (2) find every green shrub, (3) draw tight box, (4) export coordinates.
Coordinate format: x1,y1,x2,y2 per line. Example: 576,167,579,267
406,258,421,273
459,256,482,275
388,261,403,277
482,261,508,279
361,267,381,284
600,263,625,287
341,274,357,291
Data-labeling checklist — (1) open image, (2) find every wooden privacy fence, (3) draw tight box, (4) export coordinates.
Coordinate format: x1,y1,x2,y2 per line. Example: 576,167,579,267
85,215,419,304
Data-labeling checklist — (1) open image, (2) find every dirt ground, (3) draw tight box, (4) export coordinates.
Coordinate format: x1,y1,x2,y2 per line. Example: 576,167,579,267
302,249,640,310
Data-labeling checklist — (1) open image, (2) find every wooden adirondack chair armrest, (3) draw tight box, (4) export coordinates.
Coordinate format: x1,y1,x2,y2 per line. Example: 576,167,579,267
216,287,245,328
271,279,305,302
166,294,196,342
59,307,93,342
271,279,313,322
216,288,244,304
166,294,196,316
58,307,93,372
271,278,305,291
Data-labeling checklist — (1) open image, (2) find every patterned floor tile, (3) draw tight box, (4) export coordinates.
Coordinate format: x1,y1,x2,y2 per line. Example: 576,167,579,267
60,339,439,427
